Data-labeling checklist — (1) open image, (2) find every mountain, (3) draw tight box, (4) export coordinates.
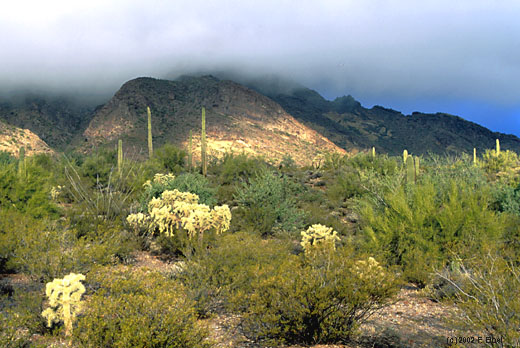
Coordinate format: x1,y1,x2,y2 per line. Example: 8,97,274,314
0,95,94,150
0,120,54,157
82,76,346,165
258,87,520,156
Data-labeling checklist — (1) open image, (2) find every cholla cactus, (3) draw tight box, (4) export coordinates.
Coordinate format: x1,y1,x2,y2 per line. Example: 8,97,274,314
42,273,86,336
127,187,231,240
354,257,386,281
301,224,340,254
50,185,63,201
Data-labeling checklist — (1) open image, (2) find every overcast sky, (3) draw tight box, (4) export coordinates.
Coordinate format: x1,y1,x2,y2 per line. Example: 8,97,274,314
1,0,520,135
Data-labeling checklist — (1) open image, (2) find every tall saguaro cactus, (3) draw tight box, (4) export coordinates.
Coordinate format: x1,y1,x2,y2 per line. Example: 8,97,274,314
403,149,408,165
201,107,207,177
18,146,26,178
496,138,500,156
147,106,153,159
371,147,376,158
117,139,123,174
473,148,477,166
188,130,193,172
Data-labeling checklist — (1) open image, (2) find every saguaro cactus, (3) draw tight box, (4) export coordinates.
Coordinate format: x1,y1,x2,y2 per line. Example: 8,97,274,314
372,147,376,158
147,106,153,158
18,146,26,178
188,130,193,172
201,107,207,177
496,138,500,156
117,139,123,174
406,155,415,184
403,149,408,165
42,273,86,336
414,156,420,182
473,148,477,166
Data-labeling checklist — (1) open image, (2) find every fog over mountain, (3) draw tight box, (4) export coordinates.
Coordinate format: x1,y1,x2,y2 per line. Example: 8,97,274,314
1,1,519,135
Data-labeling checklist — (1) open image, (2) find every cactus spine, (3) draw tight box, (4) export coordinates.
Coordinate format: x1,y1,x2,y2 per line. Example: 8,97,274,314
201,107,207,177
147,106,153,158
473,148,477,166
188,130,193,172
496,138,500,156
18,146,26,178
117,139,123,174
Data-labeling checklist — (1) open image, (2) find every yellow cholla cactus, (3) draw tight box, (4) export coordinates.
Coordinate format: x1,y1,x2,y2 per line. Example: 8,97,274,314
127,188,231,240
50,185,63,201
301,224,340,254
42,273,86,336
143,173,176,189
354,257,386,281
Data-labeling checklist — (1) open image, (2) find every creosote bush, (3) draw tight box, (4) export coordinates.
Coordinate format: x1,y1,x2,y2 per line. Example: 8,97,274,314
73,267,212,348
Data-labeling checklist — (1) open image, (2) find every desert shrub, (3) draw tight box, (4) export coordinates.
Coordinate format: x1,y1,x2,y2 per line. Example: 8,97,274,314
232,246,399,345
78,148,116,188
152,143,187,174
73,267,212,348
490,181,520,216
139,172,217,210
0,288,47,348
0,211,136,282
0,160,59,219
210,153,266,186
175,232,292,317
233,169,306,236
0,151,15,165
435,249,520,347
480,148,520,186
357,177,506,286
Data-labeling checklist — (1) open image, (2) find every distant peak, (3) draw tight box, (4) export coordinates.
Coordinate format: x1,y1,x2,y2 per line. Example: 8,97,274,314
331,95,361,113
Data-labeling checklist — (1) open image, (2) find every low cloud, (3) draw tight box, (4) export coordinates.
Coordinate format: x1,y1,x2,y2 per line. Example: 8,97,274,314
1,1,519,132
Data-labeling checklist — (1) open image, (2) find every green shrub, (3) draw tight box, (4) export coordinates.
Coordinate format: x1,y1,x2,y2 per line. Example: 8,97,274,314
176,232,293,317
0,210,136,282
0,288,47,348
73,267,212,348
210,153,266,186
152,143,187,174
0,160,59,219
358,177,506,286
140,172,217,211
233,169,306,236
435,249,520,346
232,247,399,345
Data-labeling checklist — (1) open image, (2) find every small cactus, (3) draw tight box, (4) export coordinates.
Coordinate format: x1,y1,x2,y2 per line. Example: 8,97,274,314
147,106,153,159
117,139,123,174
201,107,207,177
42,273,86,336
18,146,26,178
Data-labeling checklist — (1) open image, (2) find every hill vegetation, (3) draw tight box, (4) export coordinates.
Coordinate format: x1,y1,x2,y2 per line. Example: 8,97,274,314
2,140,520,347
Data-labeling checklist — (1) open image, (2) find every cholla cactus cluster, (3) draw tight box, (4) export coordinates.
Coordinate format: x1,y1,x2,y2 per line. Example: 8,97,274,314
301,224,340,254
143,173,176,189
41,273,86,336
354,257,386,281
50,185,63,201
127,185,231,239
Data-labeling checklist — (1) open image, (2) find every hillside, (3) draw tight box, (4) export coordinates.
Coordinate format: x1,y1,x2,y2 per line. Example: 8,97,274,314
82,76,346,165
261,87,520,156
0,120,54,157
0,95,94,150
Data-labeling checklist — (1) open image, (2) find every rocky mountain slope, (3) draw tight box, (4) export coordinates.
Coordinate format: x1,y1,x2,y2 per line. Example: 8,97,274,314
0,120,54,157
82,76,346,165
0,96,93,150
261,87,520,156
